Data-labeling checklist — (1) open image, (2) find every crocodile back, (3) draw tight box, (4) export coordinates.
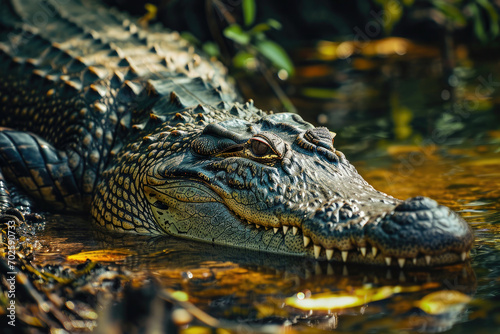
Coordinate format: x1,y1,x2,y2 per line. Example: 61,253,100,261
0,0,241,199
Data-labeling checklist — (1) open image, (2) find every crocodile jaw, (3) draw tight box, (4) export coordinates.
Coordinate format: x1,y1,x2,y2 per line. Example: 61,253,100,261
143,179,473,268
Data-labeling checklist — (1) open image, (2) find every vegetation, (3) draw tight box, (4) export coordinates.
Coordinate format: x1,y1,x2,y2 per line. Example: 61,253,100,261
369,0,499,43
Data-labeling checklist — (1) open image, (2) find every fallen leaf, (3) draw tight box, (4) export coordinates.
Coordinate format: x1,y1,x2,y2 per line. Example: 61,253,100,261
67,248,136,262
416,290,471,315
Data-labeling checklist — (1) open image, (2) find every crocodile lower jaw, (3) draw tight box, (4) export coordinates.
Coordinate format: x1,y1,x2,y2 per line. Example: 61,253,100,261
239,219,469,268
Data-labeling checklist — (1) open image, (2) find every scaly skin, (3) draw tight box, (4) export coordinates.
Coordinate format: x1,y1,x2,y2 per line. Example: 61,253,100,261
0,0,473,267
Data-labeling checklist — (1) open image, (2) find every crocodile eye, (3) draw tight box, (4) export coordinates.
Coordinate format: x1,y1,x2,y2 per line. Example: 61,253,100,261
250,138,272,156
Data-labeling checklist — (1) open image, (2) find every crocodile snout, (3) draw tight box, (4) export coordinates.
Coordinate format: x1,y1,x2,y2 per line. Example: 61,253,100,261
300,195,473,266
366,196,474,262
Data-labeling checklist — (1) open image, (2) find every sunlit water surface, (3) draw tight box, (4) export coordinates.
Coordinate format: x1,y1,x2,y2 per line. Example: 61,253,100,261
30,144,499,333
30,44,500,333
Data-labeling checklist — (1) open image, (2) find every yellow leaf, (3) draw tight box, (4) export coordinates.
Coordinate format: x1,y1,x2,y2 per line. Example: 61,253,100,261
416,290,471,315
67,248,135,262
462,158,500,166
170,290,189,302
181,326,212,334
286,285,421,311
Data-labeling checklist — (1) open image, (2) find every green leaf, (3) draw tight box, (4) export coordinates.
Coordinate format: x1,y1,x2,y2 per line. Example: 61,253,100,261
232,51,256,69
249,20,282,35
301,87,341,99
381,0,402,33
255,39,294,75
250,23,271,35
267,19,282,30
243,0,256,26
180,31,200,45
469,4,487,43
476,0,499,38
202,42,220,57
431,0,466,26
223,24,250,45
254,32,267,41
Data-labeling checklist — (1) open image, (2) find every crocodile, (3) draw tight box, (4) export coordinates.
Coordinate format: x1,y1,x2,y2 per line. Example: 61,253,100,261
0,0,473,267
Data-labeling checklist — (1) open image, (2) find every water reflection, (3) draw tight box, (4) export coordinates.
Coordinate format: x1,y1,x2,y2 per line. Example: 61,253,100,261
34,211,478,332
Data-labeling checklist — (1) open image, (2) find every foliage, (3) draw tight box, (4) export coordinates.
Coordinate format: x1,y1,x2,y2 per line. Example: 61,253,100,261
221,1,294,76
176,1,295,111
369,0,500,43
468,0,499,43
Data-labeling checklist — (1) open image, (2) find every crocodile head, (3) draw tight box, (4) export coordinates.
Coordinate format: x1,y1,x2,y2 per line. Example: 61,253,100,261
93,113,473,267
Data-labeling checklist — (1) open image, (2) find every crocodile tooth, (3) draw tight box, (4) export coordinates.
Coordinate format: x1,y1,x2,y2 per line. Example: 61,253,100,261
413,258,417,265
303,235,311,247
398,258,405,268
360,247,367,257
273,227,279,234
461,252,466,261
425,255,431,265
283,226,289,234
293,227,298,235
264,226,269,231
341,251,348,262
385,257,391,266
314,245,321,259
372,247,378,257
326,249,333,261
255,224,260,229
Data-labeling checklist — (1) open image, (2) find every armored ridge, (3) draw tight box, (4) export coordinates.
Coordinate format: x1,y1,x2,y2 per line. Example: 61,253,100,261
0,0,242,209
0,0,473,267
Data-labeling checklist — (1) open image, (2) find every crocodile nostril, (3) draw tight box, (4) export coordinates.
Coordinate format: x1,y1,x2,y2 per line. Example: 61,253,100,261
395,196,438,212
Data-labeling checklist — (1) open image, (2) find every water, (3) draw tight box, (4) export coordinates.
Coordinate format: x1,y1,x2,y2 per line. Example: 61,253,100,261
32,142,499,333
28,39,500,332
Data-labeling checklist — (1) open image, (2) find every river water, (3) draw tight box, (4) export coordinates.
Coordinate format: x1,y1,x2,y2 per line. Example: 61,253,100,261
32,38,500,333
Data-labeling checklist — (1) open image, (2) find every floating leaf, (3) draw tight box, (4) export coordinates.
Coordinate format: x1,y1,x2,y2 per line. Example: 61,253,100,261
67,249,135,262
286,285,423,311
170,290,189,302
242,0,256,26
255,39,294,75
416,290,471,315
181,326,213,334
223,24,250,45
